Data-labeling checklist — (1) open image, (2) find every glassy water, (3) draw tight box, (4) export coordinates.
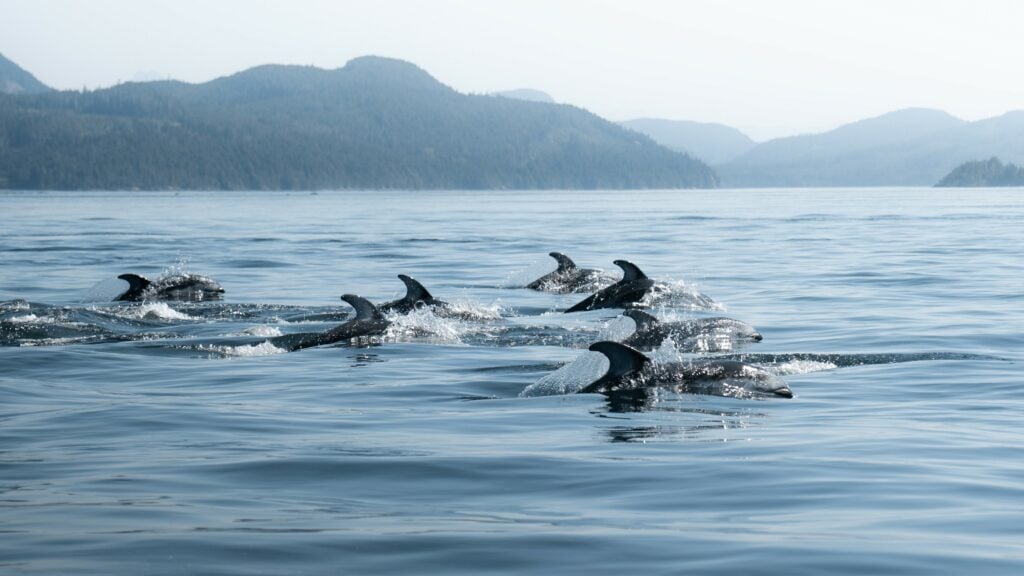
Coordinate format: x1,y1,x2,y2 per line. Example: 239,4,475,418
2,189,1022,575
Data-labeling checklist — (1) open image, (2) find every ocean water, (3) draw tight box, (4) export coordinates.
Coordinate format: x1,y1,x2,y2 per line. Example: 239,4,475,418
1,188,1022,575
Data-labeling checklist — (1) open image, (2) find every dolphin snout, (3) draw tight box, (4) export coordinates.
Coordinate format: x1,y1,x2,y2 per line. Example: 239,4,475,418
751,332,763,342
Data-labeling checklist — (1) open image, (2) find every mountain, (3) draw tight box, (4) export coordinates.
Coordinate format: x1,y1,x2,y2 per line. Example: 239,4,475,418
936,157,1024,187
619,118,756,165
493,89,555,103
0,53,51,94
0,56,716,191
717,108,1024,187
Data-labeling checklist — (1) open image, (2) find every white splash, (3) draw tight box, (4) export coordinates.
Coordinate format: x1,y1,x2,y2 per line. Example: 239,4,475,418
442,298,505,321
520,351,609,397
599,315,637,341
238,325,284,337
644,279,725,312
127,303,194,321
217,341,288,357
8,313,43,324
386,307,472,344
772,360,838,375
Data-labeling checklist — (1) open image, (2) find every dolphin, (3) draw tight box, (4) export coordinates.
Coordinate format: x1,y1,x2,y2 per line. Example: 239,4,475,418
526,252,612,293
621,309,763,351
268,294,389,351
378,274,448,315
115,273,225,302
582,341,792,399
565,260,655,313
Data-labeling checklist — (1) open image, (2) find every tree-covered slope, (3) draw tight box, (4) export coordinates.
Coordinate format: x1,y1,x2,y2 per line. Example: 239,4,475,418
716,108,1024,187
0,53,51,95
619,118,756,165
936,157,1024,187
0,56,716,190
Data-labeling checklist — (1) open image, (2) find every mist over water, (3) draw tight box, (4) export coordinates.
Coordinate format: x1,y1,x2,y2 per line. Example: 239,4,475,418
2,188,1022,574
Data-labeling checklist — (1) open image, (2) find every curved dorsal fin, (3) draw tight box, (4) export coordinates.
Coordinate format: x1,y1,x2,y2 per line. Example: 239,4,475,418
548,252,578,273
117,273,152,292
341,294,382,321
588,341,650,379
613,260,648,282
397,274,434,302
623,309,660,331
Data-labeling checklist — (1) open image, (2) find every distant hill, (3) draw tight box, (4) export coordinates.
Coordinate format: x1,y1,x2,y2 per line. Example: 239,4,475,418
620,118,756,165
717,108,1024,187
492,89,555,104
0,53,51,94
936,157,1024,187
0,55,716,191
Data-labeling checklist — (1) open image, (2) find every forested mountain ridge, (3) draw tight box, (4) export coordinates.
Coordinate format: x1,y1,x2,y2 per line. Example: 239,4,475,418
0,56,717,190
0,53,51,94
619,118,756,165
936,157,1024,187
717,108,1024,187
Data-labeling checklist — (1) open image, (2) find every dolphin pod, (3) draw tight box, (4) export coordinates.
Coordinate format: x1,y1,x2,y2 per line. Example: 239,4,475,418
106,253,784,399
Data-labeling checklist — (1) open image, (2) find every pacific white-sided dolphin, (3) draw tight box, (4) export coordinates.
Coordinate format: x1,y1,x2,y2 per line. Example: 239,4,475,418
565,260,656,312
566,260,717,313
526,252,612,293
115,273,225,302
582,341,792,399
621,309,763,351
269,294,389,351
378,274,448,315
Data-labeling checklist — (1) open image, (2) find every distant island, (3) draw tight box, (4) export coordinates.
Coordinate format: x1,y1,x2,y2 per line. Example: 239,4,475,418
935,157,1024,187
0,54,715,191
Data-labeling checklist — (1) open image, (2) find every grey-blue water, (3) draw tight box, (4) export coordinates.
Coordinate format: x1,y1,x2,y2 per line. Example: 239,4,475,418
2,189,1022,575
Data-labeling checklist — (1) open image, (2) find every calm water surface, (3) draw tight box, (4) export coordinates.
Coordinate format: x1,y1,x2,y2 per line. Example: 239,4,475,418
1,188,1022,574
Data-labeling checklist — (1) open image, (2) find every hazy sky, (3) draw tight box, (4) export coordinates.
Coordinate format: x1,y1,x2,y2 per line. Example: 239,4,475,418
3,0,1022,140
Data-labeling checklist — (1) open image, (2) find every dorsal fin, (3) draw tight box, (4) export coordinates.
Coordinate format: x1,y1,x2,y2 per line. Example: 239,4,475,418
613,260,648,282
548,252,578,273
117,273,151,292
115,273,153,300
341,294,382,321
588,341,650,379
397,274,434,302
623,309,660,331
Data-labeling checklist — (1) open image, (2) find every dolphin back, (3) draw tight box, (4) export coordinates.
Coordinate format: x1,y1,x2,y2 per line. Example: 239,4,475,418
613,260,648,283
341,294,383,322
623,309,660,331
581,341,651,393
115,273,152,301
398,274,435,303
549,252,578,273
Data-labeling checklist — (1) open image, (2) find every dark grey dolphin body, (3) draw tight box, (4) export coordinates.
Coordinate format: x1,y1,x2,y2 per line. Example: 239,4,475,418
526,252,612,293
378,275,448,315
115,273,225,302
621,309,763,352
565,260,655,313
582,341,792,399
269,294,389,352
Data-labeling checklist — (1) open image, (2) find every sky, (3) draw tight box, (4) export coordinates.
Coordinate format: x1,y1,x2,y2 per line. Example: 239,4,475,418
2,0,1022,140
